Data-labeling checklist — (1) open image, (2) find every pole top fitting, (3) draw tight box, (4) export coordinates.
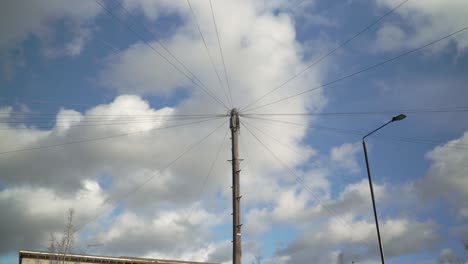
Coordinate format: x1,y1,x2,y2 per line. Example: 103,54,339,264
230,108,240,131
230,108,239,116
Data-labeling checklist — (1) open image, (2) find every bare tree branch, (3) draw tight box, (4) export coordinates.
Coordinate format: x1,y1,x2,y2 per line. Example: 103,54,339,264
48,208,75,264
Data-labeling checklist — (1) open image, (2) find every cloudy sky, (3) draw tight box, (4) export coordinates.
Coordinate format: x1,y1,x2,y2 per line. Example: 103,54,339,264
1,0,468,263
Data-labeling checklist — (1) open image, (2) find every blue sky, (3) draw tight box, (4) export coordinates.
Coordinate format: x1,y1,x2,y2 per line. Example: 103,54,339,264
1,0,467,264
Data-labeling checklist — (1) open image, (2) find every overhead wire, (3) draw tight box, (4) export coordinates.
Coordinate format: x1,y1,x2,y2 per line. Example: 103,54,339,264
1,115,226,123
240,120,375,248
8,0,465,251
0,114,228,131
246,115,468,186
1,113,228,128
0,117,226,131
173,126,230,246
4,105,467,130
242,118,355,182
1,112,225,117
243,115,468,151
0,97,104,110
242,118,307,159
95,36,121,54
0,116,225,156
111,0,231,110
244,115,450,145
242,25,468,113
241,106,468,117
95,0,229,110
187,0,232,108
75,119,228,232
209,0,234,107
240,0,410,112
191,127,229,214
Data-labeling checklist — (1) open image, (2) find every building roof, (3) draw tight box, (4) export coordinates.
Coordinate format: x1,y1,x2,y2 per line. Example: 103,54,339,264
19,250,218,264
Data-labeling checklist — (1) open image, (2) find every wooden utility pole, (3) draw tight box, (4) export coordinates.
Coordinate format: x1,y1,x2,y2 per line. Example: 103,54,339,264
230,108,242,264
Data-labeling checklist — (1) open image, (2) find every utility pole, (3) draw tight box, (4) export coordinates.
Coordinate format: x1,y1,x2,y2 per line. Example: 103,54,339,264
230,108,242,264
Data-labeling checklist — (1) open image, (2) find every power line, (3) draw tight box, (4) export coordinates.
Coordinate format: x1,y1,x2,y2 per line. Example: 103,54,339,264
192,127,229,212
1,119,221,125
242,25,468,113
95,0,229,110
241,107,468,117
245,117,468,149
76,119,228,232
0,117,225,131
0,117,225,156
242,118,307,159
210,0,234,107
1,112,226,117
95,36,121,54
245,117,468,183
173,126,230,246
243,118,358,190
187,0,232,108
244,115,468,151
240,0,410,112
112,0,229,109
240,120,375,248
0,97,105,110
1,114,227,127
0,115,226,128
2,115,226,123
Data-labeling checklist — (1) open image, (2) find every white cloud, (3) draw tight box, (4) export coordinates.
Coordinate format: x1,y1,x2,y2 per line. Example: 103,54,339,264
0,0,101,52
271,214,438,264
3,0,465,262
0,180,109,254
99,0,326,114
94,207,222,258
43,26,93,58
374,0,468,53
419,132,468,219
330,142,361,173
0,91,317,258
374,23,406,52
438,248,465,264
245,174,440,264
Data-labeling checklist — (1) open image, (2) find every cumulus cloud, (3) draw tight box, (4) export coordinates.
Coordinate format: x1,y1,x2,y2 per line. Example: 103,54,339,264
374,0,468,53
243,174,440,264
99,0,326,113
0,180,109,254
330,142,361,173
2,0,466,262
0,0,101,52
0,90,317,259
43,26,93,58
418,132,468,219
0,0,327,253
0,94,230,256
94,208,222,257
258,129,468,263
271,211,438,264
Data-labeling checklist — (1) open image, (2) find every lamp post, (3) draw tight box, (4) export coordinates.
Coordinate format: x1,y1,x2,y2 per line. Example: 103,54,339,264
362,114,406,264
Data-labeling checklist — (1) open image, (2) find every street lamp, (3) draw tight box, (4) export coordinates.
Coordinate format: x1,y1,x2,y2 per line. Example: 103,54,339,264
362,114,406,264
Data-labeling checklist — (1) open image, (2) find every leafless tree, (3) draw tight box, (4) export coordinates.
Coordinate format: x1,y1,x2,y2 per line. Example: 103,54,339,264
251,255,262,264
48,209,75,264
437,238,468,264
438,255,465,264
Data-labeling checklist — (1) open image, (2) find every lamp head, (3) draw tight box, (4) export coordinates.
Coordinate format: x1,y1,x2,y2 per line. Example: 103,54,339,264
391,114,406,122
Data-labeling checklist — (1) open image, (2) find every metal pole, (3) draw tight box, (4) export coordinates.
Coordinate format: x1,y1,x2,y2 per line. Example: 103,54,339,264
230,108,242,264
362,140,385,264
